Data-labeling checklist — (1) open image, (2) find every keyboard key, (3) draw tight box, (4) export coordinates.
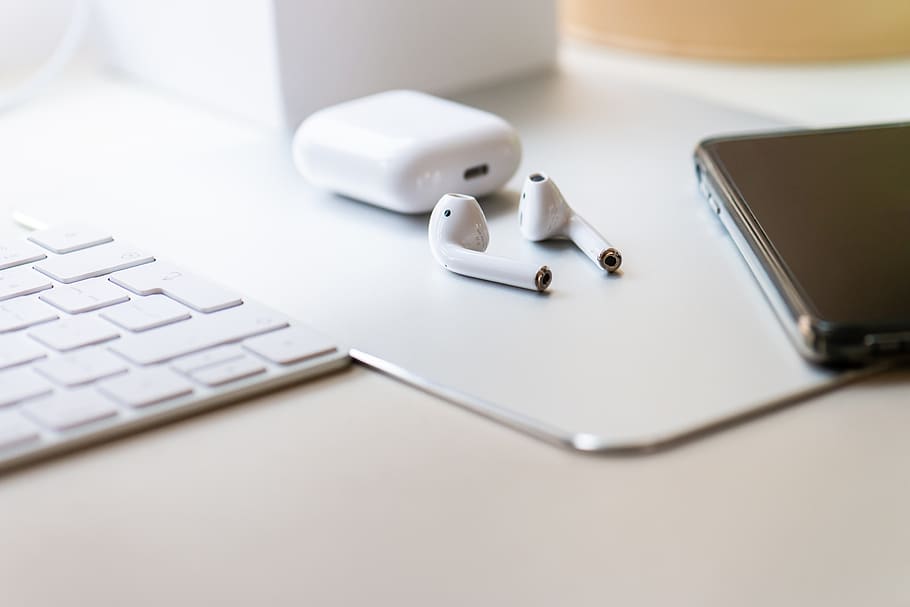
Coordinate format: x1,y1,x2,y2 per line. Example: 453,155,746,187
171,345,244,374
110,303,288,365
0,333,46,369
189,355,266,387
111,261,242,313
28,225,113,254
34,241,153,284
243,326,338,365
0,239,46,270
0,267,52,301
0,412,40,450
39,277,131,314
34,349,128,387
99,367,193,408
29,317,120,352
0,297,58,332
100,295,190,332
23,390,118,431
0,368,53,406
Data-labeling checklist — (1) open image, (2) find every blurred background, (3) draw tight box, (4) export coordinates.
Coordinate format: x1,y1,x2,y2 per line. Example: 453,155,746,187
562,0,910,61
6,0,910,70
2,0,909,129
0,0,75,69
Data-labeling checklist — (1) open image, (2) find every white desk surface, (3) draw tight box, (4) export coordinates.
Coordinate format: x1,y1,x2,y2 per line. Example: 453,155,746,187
1,43,910,606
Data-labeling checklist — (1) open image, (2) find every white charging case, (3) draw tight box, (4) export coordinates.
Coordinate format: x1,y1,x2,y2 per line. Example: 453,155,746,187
292,90,522,214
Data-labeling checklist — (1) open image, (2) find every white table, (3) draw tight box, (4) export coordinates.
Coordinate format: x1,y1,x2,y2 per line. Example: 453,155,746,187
1,43,909,606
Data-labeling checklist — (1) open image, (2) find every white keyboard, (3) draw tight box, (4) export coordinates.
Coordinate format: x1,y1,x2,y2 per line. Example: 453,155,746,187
0,225,349,471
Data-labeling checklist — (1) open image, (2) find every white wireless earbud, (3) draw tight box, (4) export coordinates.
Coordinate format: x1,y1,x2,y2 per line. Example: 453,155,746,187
519,172,622,272
429,193,552,292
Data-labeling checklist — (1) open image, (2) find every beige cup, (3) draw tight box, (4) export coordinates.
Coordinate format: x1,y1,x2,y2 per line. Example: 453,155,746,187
562,0,910,61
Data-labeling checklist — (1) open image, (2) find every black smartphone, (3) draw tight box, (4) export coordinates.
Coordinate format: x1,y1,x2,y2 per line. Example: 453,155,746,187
694,123,910,365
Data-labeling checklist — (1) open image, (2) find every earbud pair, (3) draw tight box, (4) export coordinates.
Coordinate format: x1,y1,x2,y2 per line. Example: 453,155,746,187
428,173,621,292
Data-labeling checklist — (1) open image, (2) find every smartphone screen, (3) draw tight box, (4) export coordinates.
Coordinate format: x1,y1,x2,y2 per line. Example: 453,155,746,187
702,123,910,327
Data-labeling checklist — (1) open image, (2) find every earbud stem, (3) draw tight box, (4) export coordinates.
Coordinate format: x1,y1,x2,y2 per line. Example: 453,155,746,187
439,246,551,292
566,214,621,272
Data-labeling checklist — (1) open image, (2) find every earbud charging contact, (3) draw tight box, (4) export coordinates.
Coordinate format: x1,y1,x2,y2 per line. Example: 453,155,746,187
535,266,553,291
599,248,622,273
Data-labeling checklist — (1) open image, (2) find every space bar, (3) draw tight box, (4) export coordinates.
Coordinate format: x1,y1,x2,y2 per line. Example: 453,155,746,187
109,303,289,365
